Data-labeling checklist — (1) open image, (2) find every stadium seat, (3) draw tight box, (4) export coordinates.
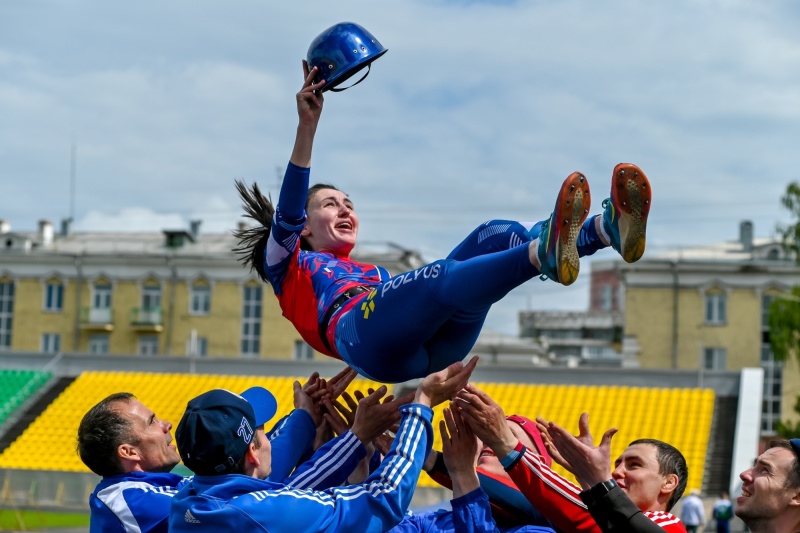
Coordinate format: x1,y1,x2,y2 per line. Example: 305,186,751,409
0,369,52,426
0,371,381,473
420,383,714,490
0,371,714,493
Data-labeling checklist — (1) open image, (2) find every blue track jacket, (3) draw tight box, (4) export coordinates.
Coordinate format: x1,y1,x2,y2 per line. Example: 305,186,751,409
389,487,556,533
90,411,365,532
169,404,433,533
89,471,190,533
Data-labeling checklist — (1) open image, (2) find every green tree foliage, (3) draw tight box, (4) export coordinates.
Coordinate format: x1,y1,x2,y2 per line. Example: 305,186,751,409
778,182,800,257
768,181,800,364
770,182,800,439
776,395,800,438
768,286,800,363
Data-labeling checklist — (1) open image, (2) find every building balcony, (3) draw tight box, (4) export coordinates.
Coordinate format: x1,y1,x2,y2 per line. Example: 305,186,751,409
129,307,163,332
79,307,114,331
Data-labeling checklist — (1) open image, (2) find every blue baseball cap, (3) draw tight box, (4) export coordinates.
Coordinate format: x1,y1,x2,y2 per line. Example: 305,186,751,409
176,387,277,475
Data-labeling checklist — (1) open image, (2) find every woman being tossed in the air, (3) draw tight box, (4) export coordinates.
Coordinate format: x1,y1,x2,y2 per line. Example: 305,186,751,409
234,62,651,383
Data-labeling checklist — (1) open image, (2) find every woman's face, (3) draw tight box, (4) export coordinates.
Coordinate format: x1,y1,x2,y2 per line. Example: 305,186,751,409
301,188,359,256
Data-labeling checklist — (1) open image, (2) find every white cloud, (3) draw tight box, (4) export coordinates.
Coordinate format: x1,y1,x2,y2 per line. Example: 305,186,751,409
77,207,185,232
2,0,799,334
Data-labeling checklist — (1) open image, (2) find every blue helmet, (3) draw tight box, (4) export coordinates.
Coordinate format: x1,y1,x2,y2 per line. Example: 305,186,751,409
306,22,388,92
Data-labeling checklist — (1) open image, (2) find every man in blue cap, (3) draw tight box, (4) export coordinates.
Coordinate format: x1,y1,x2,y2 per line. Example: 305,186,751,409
78,368,368,533
170,357,478,533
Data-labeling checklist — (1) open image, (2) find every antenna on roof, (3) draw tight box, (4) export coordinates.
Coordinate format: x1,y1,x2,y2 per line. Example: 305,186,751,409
69,141,77,224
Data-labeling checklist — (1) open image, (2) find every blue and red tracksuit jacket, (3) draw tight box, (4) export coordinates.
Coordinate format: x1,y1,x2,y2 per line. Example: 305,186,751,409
265,162,389,358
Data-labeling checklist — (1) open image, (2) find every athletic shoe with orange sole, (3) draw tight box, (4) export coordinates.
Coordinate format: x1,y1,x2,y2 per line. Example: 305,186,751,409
537,172,591,286
602,163,651,263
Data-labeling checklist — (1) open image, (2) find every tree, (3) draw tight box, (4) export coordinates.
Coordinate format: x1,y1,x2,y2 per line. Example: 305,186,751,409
768,181,800,363
768,287,800,363
769,182,800,439
776,395,800,438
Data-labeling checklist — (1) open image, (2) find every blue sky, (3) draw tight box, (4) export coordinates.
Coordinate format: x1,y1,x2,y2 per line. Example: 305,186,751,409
2,0,799,334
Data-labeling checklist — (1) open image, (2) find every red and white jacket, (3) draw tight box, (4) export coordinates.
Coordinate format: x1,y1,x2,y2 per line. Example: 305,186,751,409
506,445,687,533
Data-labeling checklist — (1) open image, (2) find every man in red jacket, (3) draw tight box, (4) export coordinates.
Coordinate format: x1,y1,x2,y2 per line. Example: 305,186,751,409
456,384,688,533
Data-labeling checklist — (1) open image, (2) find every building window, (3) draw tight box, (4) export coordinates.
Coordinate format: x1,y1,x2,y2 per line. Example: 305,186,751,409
705,292,727,325
90,283,113,323
600,285,613,311
761,360,783,433
93,283,112,309
190,285,211,315
761,294,783,434
44,281,64,312
241,285,262,357
41,333,60,353
294,340,314,360
138,335,160,356
703,347,726,370
762,294,776,333
0,280,13,349
88,334,109,354
187,332,208,357
142,284,161,311
137,283,162,325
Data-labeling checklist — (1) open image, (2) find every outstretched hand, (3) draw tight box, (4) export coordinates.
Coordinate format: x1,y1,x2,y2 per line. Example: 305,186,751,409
440,405,479,476
455,383,517,459
440,403,480,497
349,387,414,445
297,60,325,127
538,412,617,490
305,367,358,403
291,60,326,168
293,380,323,426
415,356,479,408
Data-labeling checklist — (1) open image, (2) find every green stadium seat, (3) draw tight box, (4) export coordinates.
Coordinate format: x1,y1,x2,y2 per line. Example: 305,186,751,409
0,369,52,426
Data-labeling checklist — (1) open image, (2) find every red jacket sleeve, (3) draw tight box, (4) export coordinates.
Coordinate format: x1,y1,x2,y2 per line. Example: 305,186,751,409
506,447,602,533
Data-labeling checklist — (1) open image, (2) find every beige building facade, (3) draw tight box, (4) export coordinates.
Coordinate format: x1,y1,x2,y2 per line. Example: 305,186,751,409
0,220,422,360
591,221,800,434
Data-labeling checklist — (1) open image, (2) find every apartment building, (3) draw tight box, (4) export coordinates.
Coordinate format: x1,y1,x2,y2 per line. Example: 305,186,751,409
0,219,422,360
590,221,800,433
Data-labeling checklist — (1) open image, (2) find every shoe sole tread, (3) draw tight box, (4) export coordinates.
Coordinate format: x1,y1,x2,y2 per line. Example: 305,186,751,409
552,172,590,285
612,163,651,263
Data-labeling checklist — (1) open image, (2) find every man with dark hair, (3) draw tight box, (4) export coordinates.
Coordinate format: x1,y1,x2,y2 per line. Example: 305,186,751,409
76,368,372,533
629,438,690,513
169,359,477,532
735,438,800,533
455,385,688,533
78,392,186,533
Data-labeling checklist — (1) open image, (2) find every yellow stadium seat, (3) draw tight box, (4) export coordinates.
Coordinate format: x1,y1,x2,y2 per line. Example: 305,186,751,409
0,371,715,493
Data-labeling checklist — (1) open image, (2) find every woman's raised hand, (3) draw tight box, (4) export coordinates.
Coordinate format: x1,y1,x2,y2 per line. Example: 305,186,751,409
297,60,326,128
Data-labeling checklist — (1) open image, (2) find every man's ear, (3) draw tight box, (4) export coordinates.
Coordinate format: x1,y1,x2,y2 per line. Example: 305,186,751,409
788,486,800,507
661,473,679,495
245,441,260,468
118,443,140,462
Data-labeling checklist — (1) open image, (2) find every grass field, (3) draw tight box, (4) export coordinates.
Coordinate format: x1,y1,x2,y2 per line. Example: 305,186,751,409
0,508,89,531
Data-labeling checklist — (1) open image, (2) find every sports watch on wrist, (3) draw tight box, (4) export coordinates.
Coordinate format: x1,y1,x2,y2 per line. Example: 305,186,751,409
583,478,619,506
